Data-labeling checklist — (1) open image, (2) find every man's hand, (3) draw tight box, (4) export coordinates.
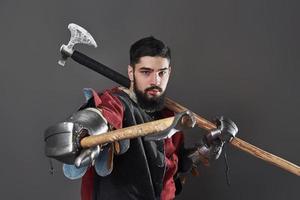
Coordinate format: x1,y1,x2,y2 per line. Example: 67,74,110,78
213,116,238,143
188,116,238,164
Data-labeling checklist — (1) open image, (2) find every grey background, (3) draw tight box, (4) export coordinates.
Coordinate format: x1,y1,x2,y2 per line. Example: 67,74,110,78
0,0,299,199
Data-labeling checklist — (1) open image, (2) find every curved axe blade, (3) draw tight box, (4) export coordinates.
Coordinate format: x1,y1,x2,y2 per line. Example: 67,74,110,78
58,23,98,66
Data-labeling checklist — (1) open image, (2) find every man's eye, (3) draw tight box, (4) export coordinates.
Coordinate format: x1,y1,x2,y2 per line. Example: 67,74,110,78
141,71,150,75
159,71,167,76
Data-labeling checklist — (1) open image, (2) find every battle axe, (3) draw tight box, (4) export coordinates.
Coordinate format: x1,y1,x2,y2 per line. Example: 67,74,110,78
57,23,300,176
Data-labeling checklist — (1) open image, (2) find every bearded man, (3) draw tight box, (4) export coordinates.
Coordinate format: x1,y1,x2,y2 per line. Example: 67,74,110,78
47,36,238,200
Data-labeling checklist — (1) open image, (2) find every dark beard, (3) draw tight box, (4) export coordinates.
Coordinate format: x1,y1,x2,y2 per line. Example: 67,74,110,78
133,82,166,113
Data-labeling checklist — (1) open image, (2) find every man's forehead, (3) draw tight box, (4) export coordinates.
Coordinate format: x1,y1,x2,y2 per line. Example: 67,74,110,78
134,56,170,70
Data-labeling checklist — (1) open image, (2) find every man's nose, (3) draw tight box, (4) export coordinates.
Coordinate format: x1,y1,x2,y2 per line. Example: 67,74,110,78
150,73,161,85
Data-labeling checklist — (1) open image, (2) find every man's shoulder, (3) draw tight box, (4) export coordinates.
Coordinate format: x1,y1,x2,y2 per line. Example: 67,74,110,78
79,87,124,109
92,87,125,129
108,87,138,108
97,87,130,100
96,87,127,107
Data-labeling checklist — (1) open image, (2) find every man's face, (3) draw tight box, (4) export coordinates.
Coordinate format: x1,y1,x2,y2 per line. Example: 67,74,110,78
128,56,171,111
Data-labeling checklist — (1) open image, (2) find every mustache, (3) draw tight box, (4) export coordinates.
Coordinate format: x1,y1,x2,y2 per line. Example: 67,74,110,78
145,86,162,92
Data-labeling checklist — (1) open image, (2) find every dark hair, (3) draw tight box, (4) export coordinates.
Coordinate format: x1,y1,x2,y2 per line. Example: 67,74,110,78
130,36,171,66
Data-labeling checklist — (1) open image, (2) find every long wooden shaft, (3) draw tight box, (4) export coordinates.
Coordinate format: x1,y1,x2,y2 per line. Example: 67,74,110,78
80,117,175,148
230,138,300,176
165,97,300,176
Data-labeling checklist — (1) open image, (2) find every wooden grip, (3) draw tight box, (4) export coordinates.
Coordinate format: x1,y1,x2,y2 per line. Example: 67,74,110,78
165,97,300,176
80,117,175,148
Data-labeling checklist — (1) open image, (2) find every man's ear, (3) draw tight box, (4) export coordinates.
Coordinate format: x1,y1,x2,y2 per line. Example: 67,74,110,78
168,66,172,75
128,65,134,82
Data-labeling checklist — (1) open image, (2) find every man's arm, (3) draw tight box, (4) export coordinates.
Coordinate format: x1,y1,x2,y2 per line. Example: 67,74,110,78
45,89,126,179
189,116,238,164
176,116,238,175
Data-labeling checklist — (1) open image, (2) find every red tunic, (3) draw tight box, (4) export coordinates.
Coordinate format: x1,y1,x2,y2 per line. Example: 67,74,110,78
81,89,183,200
161,110,184,200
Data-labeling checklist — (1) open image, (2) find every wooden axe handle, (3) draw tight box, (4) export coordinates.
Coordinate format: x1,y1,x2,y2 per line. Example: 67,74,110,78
165,97,300,176
231,138,300,176
80,117,175,148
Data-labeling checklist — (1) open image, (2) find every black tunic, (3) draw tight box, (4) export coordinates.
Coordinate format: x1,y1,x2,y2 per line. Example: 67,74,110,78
92,90,166,200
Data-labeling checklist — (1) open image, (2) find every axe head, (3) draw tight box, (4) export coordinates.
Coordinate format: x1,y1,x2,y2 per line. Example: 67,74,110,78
58,23,98,66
